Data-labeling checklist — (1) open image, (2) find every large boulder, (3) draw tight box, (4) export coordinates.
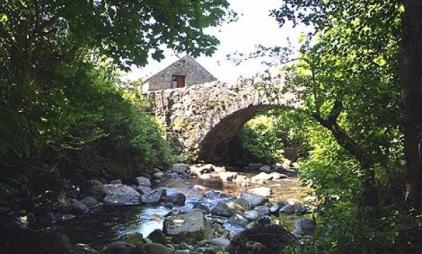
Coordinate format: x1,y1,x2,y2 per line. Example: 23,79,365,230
103,184,141,205
141,189,164,204
240,193,268,208
163,211,206,236
228,223,294,254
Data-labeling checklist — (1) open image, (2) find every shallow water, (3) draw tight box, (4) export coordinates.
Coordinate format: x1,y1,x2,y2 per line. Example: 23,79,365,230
64,171,307,247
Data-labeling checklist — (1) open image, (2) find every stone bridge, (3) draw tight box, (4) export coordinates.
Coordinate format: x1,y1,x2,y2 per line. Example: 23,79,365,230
148,77,299,163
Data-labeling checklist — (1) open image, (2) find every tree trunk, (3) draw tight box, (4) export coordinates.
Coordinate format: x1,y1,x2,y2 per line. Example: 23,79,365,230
313,101,379,207
401,0,422,212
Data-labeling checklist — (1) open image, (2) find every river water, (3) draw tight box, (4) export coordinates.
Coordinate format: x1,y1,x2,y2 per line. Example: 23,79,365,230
64,170,308,248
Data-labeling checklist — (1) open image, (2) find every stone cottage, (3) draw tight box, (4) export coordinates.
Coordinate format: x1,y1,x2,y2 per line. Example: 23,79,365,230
141,55,217,92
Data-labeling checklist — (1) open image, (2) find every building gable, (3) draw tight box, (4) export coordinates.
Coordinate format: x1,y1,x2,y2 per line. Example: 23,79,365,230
143,55,217,92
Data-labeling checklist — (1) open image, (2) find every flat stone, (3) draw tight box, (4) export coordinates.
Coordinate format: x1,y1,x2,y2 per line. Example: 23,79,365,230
210,237,230,249
269,172,288,179
270,204,280,213
227,214,249,226
243,210,259,221
103,184,141,205
249,187,271,197
279,205,295,215
240,192,268,208
250,172,273,183
163,211,206,236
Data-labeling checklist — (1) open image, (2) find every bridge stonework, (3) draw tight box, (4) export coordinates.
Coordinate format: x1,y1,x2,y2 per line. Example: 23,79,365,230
148,78,297,163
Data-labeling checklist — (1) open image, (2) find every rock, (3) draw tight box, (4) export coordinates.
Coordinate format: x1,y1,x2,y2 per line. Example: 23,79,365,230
270,204,280,213
84,180,105,200
204,190,229,199
251,172,273,183
228,214,249,226
103,241,138,254
246,163,263,171
170,163,190,173
110,179,123,184
219,172,238,182
210,237,230,249
72,243,100,254
198,173,223,187
121,233,145,250
243,210,259,221
103,184,141,205
190,164,215,175
249,187,272,197
63,198,88,215
192,203,210,213
141,189,164,204
163,211,206,236
226,198,250,213
136,176,151,187
278,205,295,215
148,229,168,244
233,175,251,186
80,196,98,208
136,185,152,194
161,192,186,206
61,214,76,221
269,172,288,179
240,193,268,208
254,206,270,217
294,218,316,235
152,172,165,179
211,202,233,217
37,212,56,226
259,165,272,173
144,243,171,254
228,223,294,254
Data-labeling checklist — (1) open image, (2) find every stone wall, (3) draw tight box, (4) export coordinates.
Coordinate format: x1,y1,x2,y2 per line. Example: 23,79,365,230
148,76,299,162
144,55,217,91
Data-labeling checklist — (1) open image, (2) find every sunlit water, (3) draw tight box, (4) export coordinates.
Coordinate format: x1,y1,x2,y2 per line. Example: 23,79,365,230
64,172,307,247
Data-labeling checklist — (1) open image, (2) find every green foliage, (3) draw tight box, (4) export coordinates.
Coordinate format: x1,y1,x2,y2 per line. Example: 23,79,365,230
240,109,310,163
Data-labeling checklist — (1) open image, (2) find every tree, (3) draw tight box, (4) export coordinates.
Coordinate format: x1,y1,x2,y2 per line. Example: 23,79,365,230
400,0,422,212
0,0,234,167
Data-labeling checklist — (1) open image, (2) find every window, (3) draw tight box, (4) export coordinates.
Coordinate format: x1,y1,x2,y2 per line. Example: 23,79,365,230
171,75,185,88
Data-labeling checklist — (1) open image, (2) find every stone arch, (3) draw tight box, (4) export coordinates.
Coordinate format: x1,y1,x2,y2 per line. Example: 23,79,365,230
148,79,298,162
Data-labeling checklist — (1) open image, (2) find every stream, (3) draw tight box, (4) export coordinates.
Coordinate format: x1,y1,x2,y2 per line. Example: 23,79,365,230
62,165,309,250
